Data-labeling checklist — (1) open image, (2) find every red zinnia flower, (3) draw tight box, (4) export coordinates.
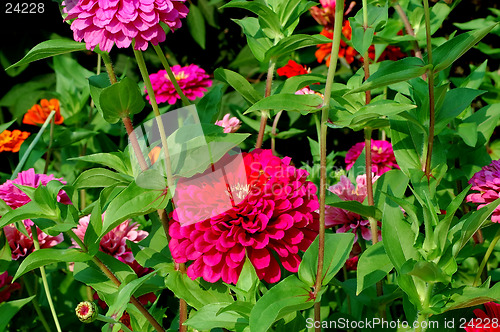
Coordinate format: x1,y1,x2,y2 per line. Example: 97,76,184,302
169,149,319,284
464,302,500,332
315,23,357,66
0,271,21,303
23,99,64,126
276,60,310,78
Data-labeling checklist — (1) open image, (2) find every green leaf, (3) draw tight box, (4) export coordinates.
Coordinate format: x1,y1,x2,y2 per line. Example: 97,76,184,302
452,198,500,257
214,68,262,104
463,104,500,147
6,39,87,70
249,275,314,332
197,84,224,124
0,201,57,229
325,199,382,220
0,231,12,273
0,296,36,332
245,94,323,115
14,249,92,281
349,19,375,56
346,58,431,94
432,24,497,73
441,282,500,312
373,169,409,210
106,273,156,319
102,181,168,236
99,77,145,124
457,122,478,147
231,258,259,303
73,168,132,189
89,72,112,117
435,88,485,134
233,17,273,62
357,242,393,295
187,3,206,49
0,119,16,134
402,260,450,284
265,34,332,61
298,233,355,287
280,73,326,94
165,270,233,310
184,302,249,331
390,118,425,176
69,152,131,175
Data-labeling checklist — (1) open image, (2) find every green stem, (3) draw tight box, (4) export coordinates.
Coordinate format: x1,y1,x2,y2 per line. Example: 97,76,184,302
474,227,500,286
43,116,55,174
255,60,276,149
394,2,423,61
11,111,55,180
313,0,344,330
152,44,191,106
101,53,117,84
23,276,52,332
271,110,283,156
415,284,434,332
30,226,62,332
422,0,435,179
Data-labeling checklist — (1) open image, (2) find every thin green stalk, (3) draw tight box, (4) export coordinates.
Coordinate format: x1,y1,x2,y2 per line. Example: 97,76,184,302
255,60,276,149
394,2,423,61
133,45,174,189
101,53,117,84
474,227,500,286
43,116,55,174
152,44,191,106
11,110,55,180
422,0,435,179
30,226,62,332
313,0,344,329
23,276,52,332
271,110,283,156
415,284,434,332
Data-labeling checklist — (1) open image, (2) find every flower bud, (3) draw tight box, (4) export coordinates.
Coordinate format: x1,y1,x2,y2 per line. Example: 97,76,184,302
75,301,98,323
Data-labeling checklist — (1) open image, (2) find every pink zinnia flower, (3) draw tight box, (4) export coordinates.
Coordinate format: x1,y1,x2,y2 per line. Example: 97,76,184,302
63,0,189,52
325,175,380,241
72,215,148,264
464,302,500,332
467,160,500,223
147,65,212,105
0,271,21,303
215,114,241,133
0,169,70,260
169,149,319,284
345,140,399,176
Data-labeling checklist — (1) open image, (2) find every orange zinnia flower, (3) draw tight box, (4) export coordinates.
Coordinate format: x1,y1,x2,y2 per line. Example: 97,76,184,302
23,99,64,125
0,130,31,153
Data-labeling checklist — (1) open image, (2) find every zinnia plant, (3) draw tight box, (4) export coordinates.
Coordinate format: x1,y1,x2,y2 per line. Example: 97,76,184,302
23,99,64,126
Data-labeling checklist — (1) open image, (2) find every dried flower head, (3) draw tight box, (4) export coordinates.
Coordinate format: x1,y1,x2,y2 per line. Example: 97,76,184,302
148,64,212,105
63,0,189,52
0,130,30,153
23,99,64,126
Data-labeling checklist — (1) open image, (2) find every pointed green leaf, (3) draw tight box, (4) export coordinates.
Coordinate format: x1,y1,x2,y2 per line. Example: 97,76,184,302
245,93,323,115
99,77,145,124
185,302,249,331
187,3,206,49
357,241,393,295
265,34,332,61
0,296,36,332
214,68,262,104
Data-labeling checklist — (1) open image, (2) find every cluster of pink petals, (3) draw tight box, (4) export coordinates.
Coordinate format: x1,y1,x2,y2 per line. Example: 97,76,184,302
63,0,189,52
0,271,21,303
147,65,212,105
72,215,148,264
0,169,70,260
295,87,324,108
467,159,500,223
325,175,380,241
345,140,399,176
465,302,500,332
215,114,242,133
169,149,319,284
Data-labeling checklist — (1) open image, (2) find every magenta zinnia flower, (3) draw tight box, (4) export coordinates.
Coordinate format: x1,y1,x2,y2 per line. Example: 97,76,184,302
215,114,241,133
72,215,148,264
0,271,21,303
325,175,380,241
0,169,70,260
467,160,500,223
147,65,212,105
345,140,399,176
169,149,319,284
464,302,500,332
63,0,189,52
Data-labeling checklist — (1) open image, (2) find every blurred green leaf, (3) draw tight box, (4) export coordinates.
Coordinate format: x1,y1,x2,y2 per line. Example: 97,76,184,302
215,68,262,104
187,3,206,49
245,93,323,115
0,296,36,332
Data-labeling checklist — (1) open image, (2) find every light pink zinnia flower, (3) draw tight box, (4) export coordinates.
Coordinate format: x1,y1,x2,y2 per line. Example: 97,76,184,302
325,175,380,241
72,215,148,263
467,159,500,223
0,271,21,303
63,0,189,52
215,114,241,133
147,65,212,105
169,149,319,284
0,168,70,260
345,140,399,176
